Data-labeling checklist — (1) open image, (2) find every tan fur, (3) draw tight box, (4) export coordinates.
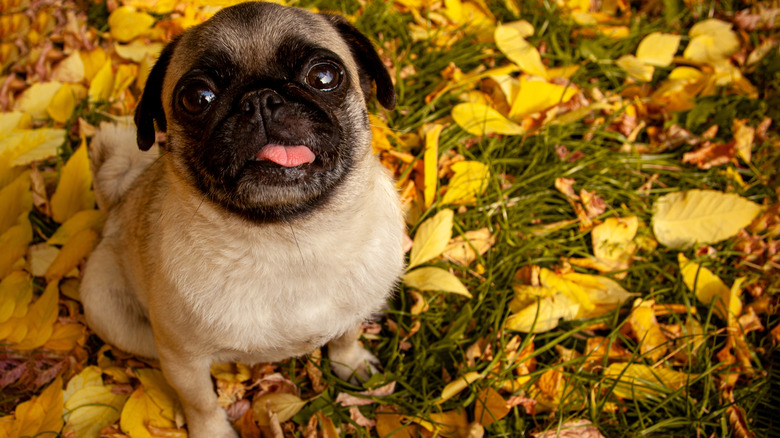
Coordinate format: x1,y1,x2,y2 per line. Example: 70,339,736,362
80,4,404,437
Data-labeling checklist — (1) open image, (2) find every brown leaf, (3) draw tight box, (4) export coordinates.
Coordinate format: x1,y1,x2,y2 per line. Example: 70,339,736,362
532,420,605,438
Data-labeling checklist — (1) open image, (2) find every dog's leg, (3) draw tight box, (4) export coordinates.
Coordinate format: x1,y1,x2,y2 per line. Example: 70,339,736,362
327,324,381,383
156,342,237,438
80,242,158,359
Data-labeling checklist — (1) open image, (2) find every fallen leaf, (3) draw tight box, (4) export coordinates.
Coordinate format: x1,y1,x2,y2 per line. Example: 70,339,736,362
114,40,165,63
678,253,742,321
51,52,86,83
335,381,396,406
570,216,638,278
604,363,696,399
64,367,129,438
252,393,307,426
12,81,62,119
1,376,63,437
506,287,580,333
45,228,99,282
0,170,32,235
0,216,33,279
47,209,105,245
47,83,77,123
0,271,33,323
452,102,527,136
28,243,60,276
108,6,156,43
408,209,454,269
616,55,654,82
88,60,114,102
494,24,547,78
437,371,482,404
652,190,762,248
50,141,95,223
423,124,443,208
636,32,681,67
509,76,578,119
1,128,66,166
441,161,490,205
732,119,754,163
531,419,605,438
626,299,668,361
474,387,510,426
442,227,495,266
120,369,182,438
683,19,740,65
375,405,417,438
403,266,472,298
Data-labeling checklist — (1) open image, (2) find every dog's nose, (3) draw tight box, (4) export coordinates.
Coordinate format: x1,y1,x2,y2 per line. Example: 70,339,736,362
240,89,284,120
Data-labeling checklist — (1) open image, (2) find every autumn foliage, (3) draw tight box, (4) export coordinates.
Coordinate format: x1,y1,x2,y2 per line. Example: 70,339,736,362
1,0,779,437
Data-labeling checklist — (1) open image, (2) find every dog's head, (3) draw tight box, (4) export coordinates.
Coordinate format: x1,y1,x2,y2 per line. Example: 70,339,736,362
135,2,395,222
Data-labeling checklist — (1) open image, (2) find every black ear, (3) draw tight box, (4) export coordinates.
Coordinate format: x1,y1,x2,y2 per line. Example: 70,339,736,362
135,38,178,151
322,14,396,110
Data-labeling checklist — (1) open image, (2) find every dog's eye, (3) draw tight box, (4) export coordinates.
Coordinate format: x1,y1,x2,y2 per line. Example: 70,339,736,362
180,85,216,114
306,62,343,91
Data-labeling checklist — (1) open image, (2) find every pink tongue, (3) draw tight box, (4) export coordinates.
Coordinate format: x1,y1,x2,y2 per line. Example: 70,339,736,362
256,144,315,167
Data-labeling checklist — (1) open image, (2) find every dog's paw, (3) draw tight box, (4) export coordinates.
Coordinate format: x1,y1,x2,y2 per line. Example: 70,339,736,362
186,411,239,438
329,345,381,384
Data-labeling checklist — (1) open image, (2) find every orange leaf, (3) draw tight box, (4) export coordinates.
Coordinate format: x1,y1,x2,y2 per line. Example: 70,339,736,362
474,387,510,426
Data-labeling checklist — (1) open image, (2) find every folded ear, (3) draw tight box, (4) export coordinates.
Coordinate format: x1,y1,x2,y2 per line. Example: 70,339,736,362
135,38,178,151
322,14,396,110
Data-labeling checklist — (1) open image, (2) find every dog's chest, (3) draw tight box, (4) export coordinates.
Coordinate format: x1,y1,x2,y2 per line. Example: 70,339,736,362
158,215,400,360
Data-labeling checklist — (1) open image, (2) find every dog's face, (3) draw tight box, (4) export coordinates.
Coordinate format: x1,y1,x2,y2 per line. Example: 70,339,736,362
135,2,395,222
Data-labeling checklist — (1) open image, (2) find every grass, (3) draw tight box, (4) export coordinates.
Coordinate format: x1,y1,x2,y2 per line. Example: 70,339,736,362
0,0,777,436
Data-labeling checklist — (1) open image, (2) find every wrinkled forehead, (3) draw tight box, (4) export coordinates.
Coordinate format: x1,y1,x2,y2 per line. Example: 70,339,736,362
168,3,352,79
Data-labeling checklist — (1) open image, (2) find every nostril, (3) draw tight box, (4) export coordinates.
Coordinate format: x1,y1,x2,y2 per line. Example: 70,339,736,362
240,89,284,118
241,99,254,114
263,91,283,110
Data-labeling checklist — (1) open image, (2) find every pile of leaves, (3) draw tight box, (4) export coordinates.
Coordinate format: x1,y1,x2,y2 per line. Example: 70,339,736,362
1,0,779,436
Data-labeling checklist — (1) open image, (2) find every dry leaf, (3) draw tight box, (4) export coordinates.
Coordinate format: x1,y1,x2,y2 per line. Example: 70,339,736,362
652,190,762,248
636,32,681,67
12,81,62,119
408,209,454,269
50,142,95,223
0,170,32,235
474,387,510,426
441,161,490,206
452,103,526,136
403,267,472,298
494,24,547,78
64,371,129,438
604,363,696,399
120,369,182,438
532,419,605,438
626,299,668,361
423,124,443,208
44,228,99,282
509,76,578,119
108,6,156,42
442,227,495,266
616,55,654,82
375,405,417,438
437,371,482,404
1,376,63,437
683,19,740,65
47,209,105,245
252,393,307,426
678,253,742,321
0,271,33,323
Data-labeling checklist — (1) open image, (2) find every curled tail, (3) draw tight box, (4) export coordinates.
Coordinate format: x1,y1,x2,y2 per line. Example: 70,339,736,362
90,121,159,211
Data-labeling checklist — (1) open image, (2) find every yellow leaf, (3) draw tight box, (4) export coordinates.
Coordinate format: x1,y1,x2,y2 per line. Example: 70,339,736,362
437,371,482,404
64,366,104,400
509,76,578,119
540,268,594,311
423,124,443,208
732,119,754,164
441,160,490,206
636,32,681,67
678,253,739,321
501,20,534,38
51,52,85,83
626,299,668,361
652,190,762,248
442,227,495,266
555,271,637,317
0,271,32,323
604,363,696,399
210,362,252,383
581,216,638,277
0,216,32,279
494,24,547,79
64,385,128,438
616,54,654,82
474,387,510,426
252,393,307,426
108,6,156,43
376,406,416,438
0,170,31,235
44,321,86,352
1,128,66,166
79,48,107,82
683,19,740,65
47,209,105,246
120,369,181,438
408,209,454,269
88,60,114,102
12,81,62,119
505,291,579,333
28,243,60,277
12,280,60,350
111,63,139,101
651,67,712,112
47,83,76,123
403,267,472,298
114,40,164,63
5,376,63,437
50,141,95,223
421,408,469,438
452,102,526,136
0,111,31,132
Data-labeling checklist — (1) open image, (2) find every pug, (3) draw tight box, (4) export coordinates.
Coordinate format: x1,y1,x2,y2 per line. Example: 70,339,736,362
79,2,404,436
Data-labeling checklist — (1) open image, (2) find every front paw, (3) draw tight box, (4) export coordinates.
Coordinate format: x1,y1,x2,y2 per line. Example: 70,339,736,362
186,410,239,438
329,346,381,383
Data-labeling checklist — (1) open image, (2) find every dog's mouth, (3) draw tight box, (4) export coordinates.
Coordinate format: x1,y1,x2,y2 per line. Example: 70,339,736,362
254,144,316,168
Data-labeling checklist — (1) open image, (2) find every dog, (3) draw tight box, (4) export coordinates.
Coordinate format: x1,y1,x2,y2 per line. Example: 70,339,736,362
79,2,404,436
